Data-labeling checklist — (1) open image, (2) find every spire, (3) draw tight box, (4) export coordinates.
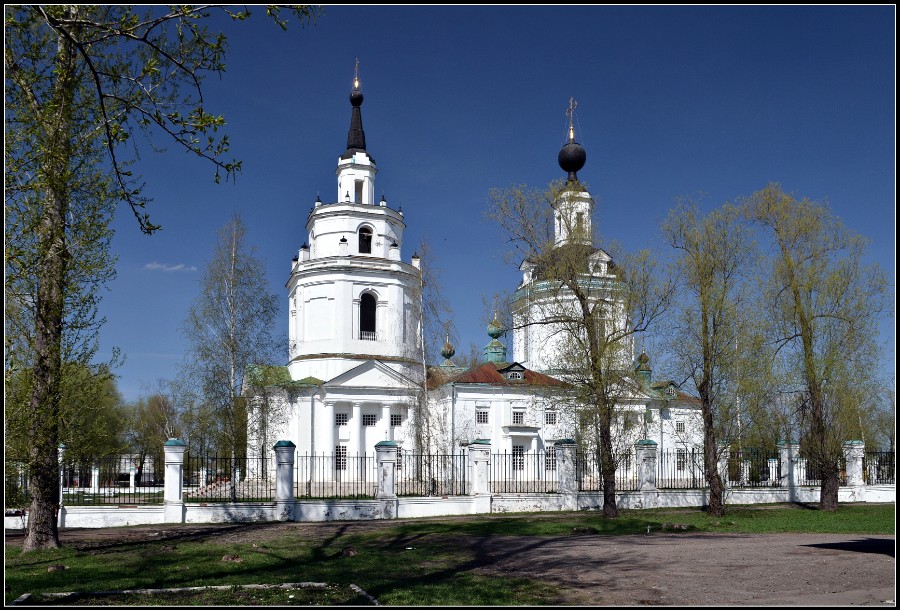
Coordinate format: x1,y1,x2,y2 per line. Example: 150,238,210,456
344,58,367,157
558,97,586,184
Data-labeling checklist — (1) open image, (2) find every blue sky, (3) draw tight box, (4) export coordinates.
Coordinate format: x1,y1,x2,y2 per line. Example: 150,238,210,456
95,5,896,403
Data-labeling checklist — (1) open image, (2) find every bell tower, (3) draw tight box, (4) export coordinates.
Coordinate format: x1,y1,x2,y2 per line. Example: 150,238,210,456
286,65,423,382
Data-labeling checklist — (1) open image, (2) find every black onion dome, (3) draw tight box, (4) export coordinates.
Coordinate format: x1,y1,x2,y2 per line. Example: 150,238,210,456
558,141,586,182
349,87,364,107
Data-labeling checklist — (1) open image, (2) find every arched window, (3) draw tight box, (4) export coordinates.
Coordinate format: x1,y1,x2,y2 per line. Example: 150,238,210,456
360,292,377,340
359,227,372,254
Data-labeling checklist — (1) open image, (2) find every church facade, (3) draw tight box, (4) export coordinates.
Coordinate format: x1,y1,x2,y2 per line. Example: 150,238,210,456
247,73,702,470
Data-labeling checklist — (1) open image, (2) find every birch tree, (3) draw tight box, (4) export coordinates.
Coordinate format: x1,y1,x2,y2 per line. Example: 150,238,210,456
182,214,281,500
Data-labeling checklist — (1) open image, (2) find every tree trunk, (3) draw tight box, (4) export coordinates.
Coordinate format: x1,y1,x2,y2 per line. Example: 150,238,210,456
23,5,78,552
819,461,840,511
599,412,618,518
700,385,725,517
704,424,725,517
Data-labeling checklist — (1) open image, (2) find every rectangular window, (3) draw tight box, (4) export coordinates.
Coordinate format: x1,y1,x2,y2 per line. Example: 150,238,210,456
335,413,349,426
512,411,524,425
512,445,525,471
676,448,687,472
544,411,557,425
335,445,347,471
476,410,489,425
676,421,685,433
396,449,402,471
362,414,377,427
545,447,557,471
391,414,402,427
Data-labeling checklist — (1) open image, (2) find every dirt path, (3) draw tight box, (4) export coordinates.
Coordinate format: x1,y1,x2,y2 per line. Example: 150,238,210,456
7,518,895,606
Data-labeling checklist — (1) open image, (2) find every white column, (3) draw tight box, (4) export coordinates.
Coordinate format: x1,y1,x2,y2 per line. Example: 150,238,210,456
382,403,391,442
352,402,362,458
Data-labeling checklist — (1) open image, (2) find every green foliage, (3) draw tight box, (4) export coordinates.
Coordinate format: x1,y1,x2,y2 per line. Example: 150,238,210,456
5,3,317,551
744,183,890,509
5,363,127,463
661,200,757,515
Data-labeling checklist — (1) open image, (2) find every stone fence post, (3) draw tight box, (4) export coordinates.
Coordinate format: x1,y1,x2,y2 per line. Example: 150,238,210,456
554,439,578,511
717,443,730,489
58,443,66,506
842,440,865,486
58,443,66,528
274,441,296,521
91,464,100,494
374,441,398,499
777,441,800,501
163,438,186,523
635,440,658,491
467,439,491,496
635,440,658,510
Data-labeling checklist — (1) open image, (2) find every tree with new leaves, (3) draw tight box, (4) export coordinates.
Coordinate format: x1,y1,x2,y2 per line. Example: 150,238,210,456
662,200,761,516
488,179,676,517
4,4,316,551
744,183,889,511
182,214,281,501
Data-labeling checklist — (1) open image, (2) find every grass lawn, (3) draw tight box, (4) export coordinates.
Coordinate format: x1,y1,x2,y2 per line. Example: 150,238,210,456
5,503,894,606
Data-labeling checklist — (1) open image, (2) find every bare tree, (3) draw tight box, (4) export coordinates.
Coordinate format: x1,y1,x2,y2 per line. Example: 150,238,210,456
744,183,889,511
488,179,676,517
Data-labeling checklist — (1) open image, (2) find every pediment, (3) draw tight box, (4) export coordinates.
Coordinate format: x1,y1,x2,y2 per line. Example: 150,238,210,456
323,360,418,390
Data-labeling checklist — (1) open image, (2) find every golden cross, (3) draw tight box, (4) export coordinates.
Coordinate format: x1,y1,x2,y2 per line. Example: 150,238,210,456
566,97,577,141
354,58,360,88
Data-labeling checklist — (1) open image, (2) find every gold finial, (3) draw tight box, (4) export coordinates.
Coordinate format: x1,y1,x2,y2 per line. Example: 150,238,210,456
354,58,360,89
566,97,577,142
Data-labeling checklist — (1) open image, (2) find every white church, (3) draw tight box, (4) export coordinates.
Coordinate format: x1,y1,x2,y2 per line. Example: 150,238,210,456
247,72,702,467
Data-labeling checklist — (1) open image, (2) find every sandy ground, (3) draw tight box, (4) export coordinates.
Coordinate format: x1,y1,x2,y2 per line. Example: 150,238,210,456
6,516,896,606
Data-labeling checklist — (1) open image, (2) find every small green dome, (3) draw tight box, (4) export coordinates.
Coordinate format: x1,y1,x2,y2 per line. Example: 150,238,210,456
487,315,503,339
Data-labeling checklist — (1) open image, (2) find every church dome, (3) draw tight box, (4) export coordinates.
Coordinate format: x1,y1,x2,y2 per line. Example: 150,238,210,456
558,140,586,177
487,315,504,340
441,338,455,360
